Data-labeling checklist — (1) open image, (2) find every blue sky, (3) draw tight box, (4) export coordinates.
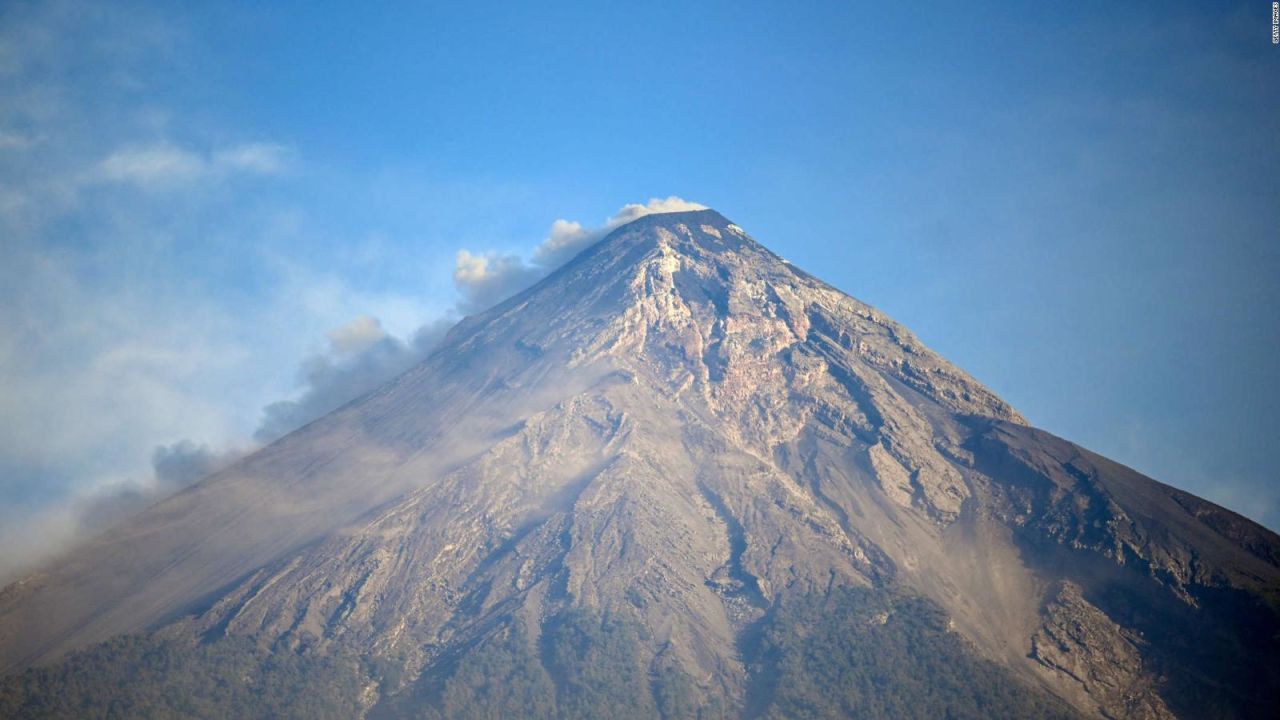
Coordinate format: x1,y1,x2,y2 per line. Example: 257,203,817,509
1,0,1277,576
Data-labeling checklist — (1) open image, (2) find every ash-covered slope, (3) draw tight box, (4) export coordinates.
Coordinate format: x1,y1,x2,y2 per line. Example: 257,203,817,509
2,209,1278,719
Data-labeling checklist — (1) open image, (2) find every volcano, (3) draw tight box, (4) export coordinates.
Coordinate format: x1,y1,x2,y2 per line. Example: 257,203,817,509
2,209,1278,719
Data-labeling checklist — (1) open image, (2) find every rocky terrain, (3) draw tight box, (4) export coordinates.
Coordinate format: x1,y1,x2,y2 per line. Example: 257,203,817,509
1,209,1278,718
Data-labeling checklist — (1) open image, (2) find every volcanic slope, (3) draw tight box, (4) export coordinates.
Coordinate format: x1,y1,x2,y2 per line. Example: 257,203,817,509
2,209,1278,719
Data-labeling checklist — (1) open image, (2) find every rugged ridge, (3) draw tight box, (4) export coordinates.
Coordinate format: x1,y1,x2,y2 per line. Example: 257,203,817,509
2,209,1278,718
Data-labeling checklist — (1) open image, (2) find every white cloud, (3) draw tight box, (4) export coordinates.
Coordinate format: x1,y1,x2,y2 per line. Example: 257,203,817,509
0,204,463,582
0,130,35,150
212,142,292,174
98,143,205,186
0,1,312,581
95,141,292,189
0,238,261,582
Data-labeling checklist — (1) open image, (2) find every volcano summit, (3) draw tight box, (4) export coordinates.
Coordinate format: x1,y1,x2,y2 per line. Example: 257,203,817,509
2,209,1277,719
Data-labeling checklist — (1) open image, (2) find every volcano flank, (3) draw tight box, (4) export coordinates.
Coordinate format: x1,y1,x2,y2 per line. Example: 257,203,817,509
2,209,1278,719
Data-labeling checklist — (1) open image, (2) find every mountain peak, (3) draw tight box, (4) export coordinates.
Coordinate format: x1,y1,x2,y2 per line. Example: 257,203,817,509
618,206,733,227
552,206,764,278
618,207,751,244
457,209,1024,433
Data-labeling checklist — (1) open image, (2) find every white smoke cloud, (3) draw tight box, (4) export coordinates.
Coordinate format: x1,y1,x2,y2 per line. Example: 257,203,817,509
452,196,707,313
604,196,708,229
531,219,591,267
451,250,542,313
326,315,388,354
0,442,238,582
535,195,708,267
254,316,452,443
0,439,246,583
85,440,245,533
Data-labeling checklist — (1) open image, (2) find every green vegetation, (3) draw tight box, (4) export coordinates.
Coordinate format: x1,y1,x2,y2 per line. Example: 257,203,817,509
747,587,1082,720
411,609,720,720
0,634,367,720
541,608,659,719
653,660,724,720
0,591,1087,719
419,618,557,720
411,591,1068,720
